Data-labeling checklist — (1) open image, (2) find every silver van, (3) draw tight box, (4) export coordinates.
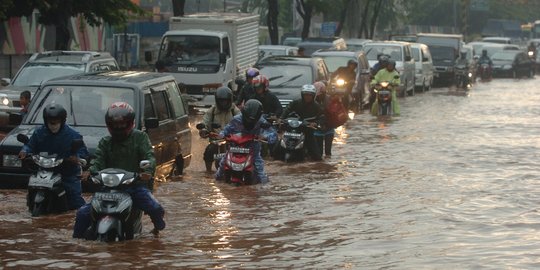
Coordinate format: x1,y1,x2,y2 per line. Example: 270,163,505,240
411,43,434,92
363,41,416,96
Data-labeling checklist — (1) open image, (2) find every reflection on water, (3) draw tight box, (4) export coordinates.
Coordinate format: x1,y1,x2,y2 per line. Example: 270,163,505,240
3,79,540,268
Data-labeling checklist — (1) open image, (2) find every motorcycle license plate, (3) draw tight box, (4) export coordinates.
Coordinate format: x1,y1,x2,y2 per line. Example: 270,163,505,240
28,173,56,189
214,153,225,160
229,147,250,154
284,132,302,138
94,192,129,202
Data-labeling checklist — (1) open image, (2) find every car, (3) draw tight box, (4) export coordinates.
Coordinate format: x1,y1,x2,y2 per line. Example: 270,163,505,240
282,37,302,47
255,56,330,108
258,45,299,60
296,37,347,56
311,50,371,109
467,41,492,57
0,51,119,130
491,51,535,78
345,38,372,52
480,44,520,58
481,37,513,44
363,41,416,96
0,71,192,187
410,43,434,92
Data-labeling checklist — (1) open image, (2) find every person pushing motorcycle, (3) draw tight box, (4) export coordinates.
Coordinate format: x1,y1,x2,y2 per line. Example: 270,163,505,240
370,59,401,116
73,102,165,238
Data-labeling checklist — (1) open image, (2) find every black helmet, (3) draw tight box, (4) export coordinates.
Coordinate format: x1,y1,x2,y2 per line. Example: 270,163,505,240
387,59,396,68
215,86,233,111
379,55,389,65
43,103,67,124
347,59,358,67
241,99,263,130
105,102,135,141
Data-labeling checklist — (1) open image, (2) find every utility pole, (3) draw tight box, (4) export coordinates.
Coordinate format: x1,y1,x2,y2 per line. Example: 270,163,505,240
461,0,470,39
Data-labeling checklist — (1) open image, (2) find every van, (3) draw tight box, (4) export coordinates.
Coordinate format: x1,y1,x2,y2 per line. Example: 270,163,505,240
410,43,434,92
0,71,192,186
363,41,416,96
296,37,347,56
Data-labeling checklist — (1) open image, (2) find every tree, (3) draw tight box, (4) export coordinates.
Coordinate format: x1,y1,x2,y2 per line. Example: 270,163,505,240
334,0,352,36
267,0,279,44
0,0,144,50
295,0,313,40
172,0,186,16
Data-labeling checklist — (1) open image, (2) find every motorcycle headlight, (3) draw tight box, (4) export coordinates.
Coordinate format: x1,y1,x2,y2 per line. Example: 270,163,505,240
468,72,473,78
380,82,389,88
2,154,21,167
288,119,301,128
102,173,123,187
335,78,345,86
35,156,63,168
529,51,534,56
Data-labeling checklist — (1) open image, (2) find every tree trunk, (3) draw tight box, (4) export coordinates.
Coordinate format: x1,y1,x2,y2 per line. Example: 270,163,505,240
172,0,186,16
334,0,352,36
241,0,250,12
358,0,371,38
368,0,384,39
54,18,70,50
267,0,279,45
296,0,312,40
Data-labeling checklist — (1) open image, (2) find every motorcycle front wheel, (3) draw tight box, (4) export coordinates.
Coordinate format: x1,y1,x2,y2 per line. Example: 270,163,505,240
98,230,118,242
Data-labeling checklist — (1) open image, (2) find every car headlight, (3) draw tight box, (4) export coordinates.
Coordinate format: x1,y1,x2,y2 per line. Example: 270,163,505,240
1,97,10,106
3,155,21,167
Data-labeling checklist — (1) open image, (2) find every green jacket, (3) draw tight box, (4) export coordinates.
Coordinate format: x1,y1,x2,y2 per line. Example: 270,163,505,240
89,130,156,175
370,69,401,86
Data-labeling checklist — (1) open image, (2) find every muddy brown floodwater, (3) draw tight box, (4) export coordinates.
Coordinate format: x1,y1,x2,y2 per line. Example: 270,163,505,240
2,78,540,268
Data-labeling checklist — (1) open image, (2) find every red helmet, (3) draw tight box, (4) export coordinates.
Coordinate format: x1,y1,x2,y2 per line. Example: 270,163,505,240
105,102,135,141
252,74,269,92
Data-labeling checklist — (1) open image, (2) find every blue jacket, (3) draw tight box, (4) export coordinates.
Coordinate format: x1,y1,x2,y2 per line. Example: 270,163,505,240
22,124,89,176
219,114,277,145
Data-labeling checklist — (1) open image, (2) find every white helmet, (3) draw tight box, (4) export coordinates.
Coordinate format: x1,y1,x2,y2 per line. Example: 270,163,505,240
301,84,317,96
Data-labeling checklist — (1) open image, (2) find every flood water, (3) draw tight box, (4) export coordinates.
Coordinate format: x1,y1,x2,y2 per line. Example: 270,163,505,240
2,78,540,268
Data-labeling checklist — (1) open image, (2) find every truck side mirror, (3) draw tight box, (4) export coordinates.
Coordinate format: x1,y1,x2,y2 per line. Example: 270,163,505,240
219,53,227,64
144,51,153,63
16,133,30,144
0,78,10,86
145,117,159,130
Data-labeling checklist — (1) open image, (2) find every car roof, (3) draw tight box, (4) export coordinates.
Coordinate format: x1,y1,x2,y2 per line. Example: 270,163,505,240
42,71,176,88
259,45,298,50
28,50,115,64
256,56,321,66
363,41,410,47
410,42,428,48
482,37,511,41
312,50,357,57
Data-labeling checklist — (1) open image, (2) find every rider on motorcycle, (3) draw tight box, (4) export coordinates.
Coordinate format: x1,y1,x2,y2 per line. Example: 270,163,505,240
215,99,277,183
252,74,283,118
478,49,493,67
280,84,325,161
235,67,260,107
201,86,241,171
370,54,389,77
18,103,89,210
455,49,471,86
370,59,401,116
73,102,166,238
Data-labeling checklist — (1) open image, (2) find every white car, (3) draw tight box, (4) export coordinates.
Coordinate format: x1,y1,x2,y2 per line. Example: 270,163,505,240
258,45,299,60
410,43,434,92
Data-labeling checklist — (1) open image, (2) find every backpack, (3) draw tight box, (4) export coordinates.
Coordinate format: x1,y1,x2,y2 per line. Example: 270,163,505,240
325,98,348,128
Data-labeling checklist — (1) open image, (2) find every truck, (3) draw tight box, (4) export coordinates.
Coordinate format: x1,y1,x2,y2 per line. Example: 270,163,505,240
156,13,260,107
416,33,463,85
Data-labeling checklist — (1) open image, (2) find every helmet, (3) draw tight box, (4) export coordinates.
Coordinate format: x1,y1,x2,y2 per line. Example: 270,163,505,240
301,84,317,96
252,75,269,92
379,55,389,65
245,67,260,80
105,102,135,141
347,59,358,67
482,49,488,56
215,86,233,111
43,103,67,133
387,59,396,68
241,99,263,130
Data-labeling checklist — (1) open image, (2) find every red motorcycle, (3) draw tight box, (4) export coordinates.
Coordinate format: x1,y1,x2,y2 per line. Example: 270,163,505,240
221,133,258,185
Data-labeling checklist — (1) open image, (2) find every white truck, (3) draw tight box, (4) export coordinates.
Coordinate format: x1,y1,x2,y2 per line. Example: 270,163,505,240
416,33,463,85
156,13,260,107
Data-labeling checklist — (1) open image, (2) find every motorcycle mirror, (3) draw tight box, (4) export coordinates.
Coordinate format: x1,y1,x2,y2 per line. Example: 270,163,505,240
393,75,400,79
211,123,222,129
139,160,151,169
71,139,84,152
16,134,29,144
196,123,206,130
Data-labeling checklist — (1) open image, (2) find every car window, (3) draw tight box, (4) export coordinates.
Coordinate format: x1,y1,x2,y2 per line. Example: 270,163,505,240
90,61,119,72
317,61,328,81
412,48,421,62
164,81,186,117
318,56,354,73
421,47,432,62
28,85,134,126
259,65,313,88
152,91,172,121
12,63,85,87
222,37,230,57
364,45,403,61
144,93,156,119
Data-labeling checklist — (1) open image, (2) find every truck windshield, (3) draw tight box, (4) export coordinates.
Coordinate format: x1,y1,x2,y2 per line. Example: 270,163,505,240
159,35,220,65
430,46,456,62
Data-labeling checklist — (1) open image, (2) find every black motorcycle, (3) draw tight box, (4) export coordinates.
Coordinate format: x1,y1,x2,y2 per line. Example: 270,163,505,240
17,134,85,217
196,123,227,171
85,160,151,242
274,114,318,162
454,64,472,89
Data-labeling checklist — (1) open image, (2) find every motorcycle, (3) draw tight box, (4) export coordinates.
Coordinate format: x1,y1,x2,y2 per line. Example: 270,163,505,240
274,114,318,162
478,62,492,81
454,64,473,89
331,76,357,112
85,160,151,242
221,133,260,185
372,81,396,116
196,123,227,171
17,134,85,217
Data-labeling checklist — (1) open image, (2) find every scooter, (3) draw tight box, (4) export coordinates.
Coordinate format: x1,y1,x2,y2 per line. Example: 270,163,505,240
221,133,260,185
86,160,151,242
479,63,492,81
17,134,85,217
454,64,473,89
196,123,227,171
275,114,318,162
372,82,396,116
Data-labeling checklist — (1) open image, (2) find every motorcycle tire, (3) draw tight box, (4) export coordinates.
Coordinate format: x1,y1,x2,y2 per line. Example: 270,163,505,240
31,202,44,217
98,230,118,242
205,160,213,172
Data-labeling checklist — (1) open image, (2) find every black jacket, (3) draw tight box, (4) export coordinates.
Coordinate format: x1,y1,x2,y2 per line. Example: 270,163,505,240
281,99,324,123
254,91,283,117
